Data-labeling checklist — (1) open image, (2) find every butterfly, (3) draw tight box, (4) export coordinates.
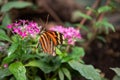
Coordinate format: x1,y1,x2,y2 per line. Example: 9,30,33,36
39,30,64,56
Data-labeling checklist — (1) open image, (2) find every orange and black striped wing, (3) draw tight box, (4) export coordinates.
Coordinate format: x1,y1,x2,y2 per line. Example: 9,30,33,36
45,31,64,46
39,31,64,56
39,32,56,55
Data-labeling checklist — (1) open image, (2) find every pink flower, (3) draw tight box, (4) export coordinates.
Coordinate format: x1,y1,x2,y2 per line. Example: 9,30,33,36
3,64,8,68
7,24,13,29
7,20,41,38
50,26,82,45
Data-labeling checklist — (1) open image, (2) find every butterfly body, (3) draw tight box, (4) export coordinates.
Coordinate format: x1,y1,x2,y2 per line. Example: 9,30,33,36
39,31,64,56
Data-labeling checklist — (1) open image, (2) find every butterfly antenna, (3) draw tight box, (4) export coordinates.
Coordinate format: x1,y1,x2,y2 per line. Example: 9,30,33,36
39,18,45,33
45,14,49,26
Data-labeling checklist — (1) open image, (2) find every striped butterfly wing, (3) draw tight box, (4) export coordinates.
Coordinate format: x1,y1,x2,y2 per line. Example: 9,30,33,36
46,31,64,45
39,32,52,54
39,31,64,56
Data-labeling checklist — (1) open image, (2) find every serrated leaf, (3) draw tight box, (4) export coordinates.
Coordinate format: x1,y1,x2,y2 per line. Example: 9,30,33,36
2,13,11,28
1,1,32,12
0,29,12,42
68,60,101,80
62,68,71,80
58,69,64,80
9,62,26,80
8,42,19,56
98,6,112,13
111,68,120,76
0,68,12,79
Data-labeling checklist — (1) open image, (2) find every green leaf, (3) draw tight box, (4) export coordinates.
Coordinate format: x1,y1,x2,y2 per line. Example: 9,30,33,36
68,60,101,80
0,68,12,79
61,55,73,63
1,1,32,12
111,68,120,76
98,6,112,13
71,47,85,60
7,42,19,56
58,69,64,80
56,48,63,55
25,60,60,73
10,77,15,80
86,7,97,14
9,62,26,80
72,11,92,21
61,47,85,63
95,18,115,34
97,36,106,43
113,75,120,80
3,53,18,64
56,48,67,58
87,32,93,40
0,29,12,42
62,68,71,80
35,76,42,80
11,35,19,42
2,13,11,28
53,78,57,80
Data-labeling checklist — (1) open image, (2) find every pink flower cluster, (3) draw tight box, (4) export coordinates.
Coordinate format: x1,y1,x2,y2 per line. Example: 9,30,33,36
7,20,41,38
50,26,81,45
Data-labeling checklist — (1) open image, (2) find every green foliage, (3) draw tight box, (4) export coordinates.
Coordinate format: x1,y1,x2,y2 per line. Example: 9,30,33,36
0,1,33,29
1,1,33,12
111,68,120,76
86,7,97,14
0,68,11,79
111,68,120,80
1,0,116,80
9,62,27,80
0,32,101,80
62,68,71,80
73,5,115,47
25,59,60,73
72,11,92,21
7,42,19,56
3,53,18,64
69,60,101,80
113,76,120,80
61,47,85,63
58,69,64,80
95,18,115,34
2,13,12,29
0,29,12,42
98,5,112,13
70,47,85,60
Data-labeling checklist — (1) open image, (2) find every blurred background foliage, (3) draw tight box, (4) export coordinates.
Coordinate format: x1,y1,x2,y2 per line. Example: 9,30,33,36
0,0,120,80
